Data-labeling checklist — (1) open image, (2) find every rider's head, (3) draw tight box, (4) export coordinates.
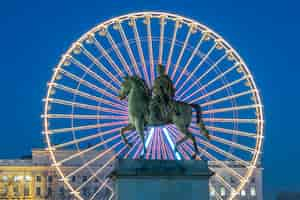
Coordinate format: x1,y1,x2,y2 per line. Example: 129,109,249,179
157,64,165,75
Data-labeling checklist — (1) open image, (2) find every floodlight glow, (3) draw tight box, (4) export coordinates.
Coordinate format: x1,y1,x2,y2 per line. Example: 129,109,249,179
145,128,154,148
163,128,181,160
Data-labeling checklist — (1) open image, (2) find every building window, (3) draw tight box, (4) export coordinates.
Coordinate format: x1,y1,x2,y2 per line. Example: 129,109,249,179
230,177,235,184
36,187,41,196
48,187,52,196
72,176,76,182
82,176,87,182
251,177,256,183
2,176,8,182
83,187,88,196
210,187,215,197
59,187,65,196
36,176,41,182
25,175,32,182
250,187,256,196
2,185,8,195
24,185,30,196
13,185,19,195
14,176,22,182
241,189,246,197
47,176,53,183
93,187,98,193
220,187,226,197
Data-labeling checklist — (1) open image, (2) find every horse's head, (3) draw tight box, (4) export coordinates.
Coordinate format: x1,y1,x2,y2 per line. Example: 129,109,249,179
119,76,132,100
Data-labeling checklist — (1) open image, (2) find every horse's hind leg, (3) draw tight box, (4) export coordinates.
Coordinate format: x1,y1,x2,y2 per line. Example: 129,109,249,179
135,118,146,159
121,124,135,147
190,135,199,159
175,125,199,160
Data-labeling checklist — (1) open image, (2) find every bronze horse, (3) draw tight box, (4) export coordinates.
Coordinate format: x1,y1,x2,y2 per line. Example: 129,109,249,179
118,76,209,159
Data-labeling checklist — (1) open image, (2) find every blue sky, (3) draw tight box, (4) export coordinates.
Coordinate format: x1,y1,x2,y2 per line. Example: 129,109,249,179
0,0,299,199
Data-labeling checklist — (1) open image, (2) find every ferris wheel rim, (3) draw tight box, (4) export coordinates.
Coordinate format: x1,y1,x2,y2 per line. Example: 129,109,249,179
43,11,264,200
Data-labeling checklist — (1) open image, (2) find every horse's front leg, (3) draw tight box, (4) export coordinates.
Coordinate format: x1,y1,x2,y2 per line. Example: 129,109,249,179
121,124,135,148
135,118,146,159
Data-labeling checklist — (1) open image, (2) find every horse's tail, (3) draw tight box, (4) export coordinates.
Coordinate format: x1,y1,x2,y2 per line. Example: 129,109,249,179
190,104,210,140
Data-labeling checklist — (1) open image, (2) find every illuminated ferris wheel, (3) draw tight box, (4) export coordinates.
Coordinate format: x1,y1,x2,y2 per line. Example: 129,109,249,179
42,12,264,200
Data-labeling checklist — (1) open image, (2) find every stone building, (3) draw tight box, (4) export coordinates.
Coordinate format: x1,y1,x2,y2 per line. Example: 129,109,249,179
0,149,112,200
209,161,263,200
0,149,262,200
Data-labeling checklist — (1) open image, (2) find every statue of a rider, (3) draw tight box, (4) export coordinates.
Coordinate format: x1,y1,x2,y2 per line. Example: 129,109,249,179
149,64,175,124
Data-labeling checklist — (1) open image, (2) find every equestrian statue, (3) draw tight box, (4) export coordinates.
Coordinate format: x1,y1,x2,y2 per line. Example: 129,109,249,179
118,64,210,159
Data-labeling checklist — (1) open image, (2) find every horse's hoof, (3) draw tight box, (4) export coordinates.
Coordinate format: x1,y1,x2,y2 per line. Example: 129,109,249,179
174,146,179,153
192,153,197,160
126,142,133,148
205,131,210,140
139,154,145,159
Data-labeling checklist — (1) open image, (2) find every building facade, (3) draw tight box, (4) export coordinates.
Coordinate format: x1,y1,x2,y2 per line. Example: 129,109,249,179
0,149,262,200
209,161,263,200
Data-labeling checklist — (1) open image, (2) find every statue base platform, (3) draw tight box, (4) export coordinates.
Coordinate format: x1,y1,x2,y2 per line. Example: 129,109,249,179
111,159,213,200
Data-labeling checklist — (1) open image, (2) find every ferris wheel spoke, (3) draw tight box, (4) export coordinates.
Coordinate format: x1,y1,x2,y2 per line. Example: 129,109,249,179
149,128,158,160
57,68,124,105
202,104,262,115
209,134,255,153
201,89,256,107
192,141,245,182
209,184,223,200
166,19,181,74
174,33,206,87
69,56,119,93
105,31,132,75
158,129,168,160
191,130,251,167
74,133,139,192
80,45,121,85
177,53,228,99
45,98,127,116
181,60,238,101
154,130,162,160
45,121,128,135
56,131,136,166
198,146,245,182
191,75,249,103
145,16,155,83
205,126,257,138
49,83,127,111
176,43,217,95
44,114,128,120
131,18,151,86
160,127,175,160
214,173,235,194
193,126,256,154
65,132,137,180
91,35,125,77
134,142,144,159
50,127,122,150
202,117,260,124
171,26,192,80
89,178,110,200
124,135,141,159
116,22,141,77
152,129,160,159
158,16,166,64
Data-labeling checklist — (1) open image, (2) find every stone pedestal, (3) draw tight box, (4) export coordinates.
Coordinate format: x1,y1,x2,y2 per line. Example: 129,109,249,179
112,159,213,200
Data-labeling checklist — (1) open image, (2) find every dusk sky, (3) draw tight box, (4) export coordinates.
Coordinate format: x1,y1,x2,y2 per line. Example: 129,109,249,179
0,1,299,199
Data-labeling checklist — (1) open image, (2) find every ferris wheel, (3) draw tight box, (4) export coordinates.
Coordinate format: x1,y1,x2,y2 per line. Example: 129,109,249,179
42,12,264,200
